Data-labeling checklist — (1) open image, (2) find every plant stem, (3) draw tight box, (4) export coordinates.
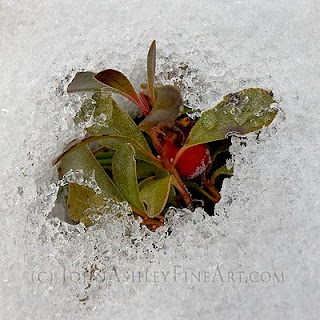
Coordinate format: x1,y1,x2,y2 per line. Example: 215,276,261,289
148,127,193,210
131,206,164,230
172,144,188,166
204,178,221,202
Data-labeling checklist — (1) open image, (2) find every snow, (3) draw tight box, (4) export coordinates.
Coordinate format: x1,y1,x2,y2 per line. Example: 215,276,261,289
1,0,320,319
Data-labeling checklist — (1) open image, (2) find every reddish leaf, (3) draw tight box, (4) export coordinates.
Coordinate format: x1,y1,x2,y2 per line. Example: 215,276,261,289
94,69,149,115
147,40,156,104
139,85,183,130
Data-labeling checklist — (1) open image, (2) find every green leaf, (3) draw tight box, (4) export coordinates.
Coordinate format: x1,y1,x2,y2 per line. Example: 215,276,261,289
67,183,105,226
60,144,124,202
167,185,177,207
139,85,183,130
94,69,142,107
112,143,146,213
185,88,277,148
53,134,160,168
95,150,115,160
67,72,105,93
138,176,155,190
147,40,156,104
210,164,233,184
140,174,172,218
86,91,154,164
136,161,158,179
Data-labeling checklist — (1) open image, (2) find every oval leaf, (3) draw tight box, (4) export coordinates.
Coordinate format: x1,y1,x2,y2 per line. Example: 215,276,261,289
94,69,142,107
67,183,105,226
185,88,277,148
86,91,155,164
136,161,158,179
112,143,146,213
140,175,172,218
139,85,183,130
60,144,124,202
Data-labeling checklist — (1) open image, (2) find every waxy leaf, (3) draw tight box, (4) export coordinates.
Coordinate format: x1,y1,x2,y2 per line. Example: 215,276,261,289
86,91,155,164
140,174,172,218
112,143,146,213
94,69,150,115
60,144,124,202
185,88,277,148
67,71,104,93
67,183,105,226
139,85,183,130
147,40,156,104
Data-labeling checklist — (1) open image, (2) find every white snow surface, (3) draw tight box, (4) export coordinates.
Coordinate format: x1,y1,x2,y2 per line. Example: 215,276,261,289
1,1,320,319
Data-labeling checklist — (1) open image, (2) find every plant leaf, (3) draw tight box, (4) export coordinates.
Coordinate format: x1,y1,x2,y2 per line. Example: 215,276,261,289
94,69,143,108
147,40,156,104
139,85,183,130
86,91,155,164
210,164,233,184
53,134,160,168
67,183,105,226
167,185,177,207
60,144,124,202
185,88,277,148
67,72,104,93
112,143,146,213
136,161,158,179
140,174,172,218
138,176,156,190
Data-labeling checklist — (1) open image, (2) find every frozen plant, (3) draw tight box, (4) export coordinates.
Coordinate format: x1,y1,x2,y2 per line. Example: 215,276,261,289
53,40,278,230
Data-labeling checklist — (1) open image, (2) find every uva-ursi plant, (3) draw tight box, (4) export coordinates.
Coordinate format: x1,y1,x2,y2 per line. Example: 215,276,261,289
53,40,278,230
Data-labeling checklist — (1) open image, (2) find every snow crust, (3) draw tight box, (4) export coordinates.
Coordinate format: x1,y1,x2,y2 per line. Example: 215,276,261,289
1,0,320,319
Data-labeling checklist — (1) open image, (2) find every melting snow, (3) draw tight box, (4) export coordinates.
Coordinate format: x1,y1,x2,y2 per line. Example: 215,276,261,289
1,1,320,319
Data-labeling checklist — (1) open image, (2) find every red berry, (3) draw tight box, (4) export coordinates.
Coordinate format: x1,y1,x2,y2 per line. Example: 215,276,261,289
176,144,210,179
163,135,210,179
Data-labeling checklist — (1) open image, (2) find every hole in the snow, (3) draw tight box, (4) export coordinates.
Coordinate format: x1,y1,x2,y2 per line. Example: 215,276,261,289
49,41,278,230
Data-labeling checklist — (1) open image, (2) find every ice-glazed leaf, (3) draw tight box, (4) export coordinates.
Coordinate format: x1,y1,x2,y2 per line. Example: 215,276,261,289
140,174,172,218
139,85,183,130
112,143,146,213
147,40,156,104
87,91,154,164
67,183,105,226
60,144,124,202
67,71,105,93
185,88,277,148
94,69,142,107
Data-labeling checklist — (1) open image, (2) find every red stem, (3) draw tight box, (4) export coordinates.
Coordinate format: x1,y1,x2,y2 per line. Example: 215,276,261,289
148,127,193,209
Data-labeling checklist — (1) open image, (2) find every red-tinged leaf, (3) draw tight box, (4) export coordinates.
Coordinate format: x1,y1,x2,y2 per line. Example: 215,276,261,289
94,69,146,112
139,85,183,131
147,40,156,104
